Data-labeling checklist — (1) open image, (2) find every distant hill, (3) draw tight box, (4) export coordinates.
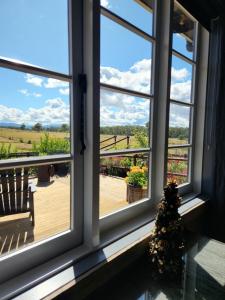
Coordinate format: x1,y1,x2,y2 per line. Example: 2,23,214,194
0,122,21,128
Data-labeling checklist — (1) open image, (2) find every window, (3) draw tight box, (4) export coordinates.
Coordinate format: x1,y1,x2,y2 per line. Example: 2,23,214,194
99,0,154,217
167,2,197,187
0,0,83,282
0,0,209,286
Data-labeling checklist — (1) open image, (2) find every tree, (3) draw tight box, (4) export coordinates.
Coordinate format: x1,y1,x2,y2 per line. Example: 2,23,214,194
32,122,43,131
149,181,184,279
20,123,26,130
60,123,69,132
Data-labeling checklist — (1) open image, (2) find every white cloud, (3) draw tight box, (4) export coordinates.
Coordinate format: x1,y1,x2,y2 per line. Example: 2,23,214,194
0,98,69,125
101,0,110,8
59,88,70,95
100,58,191,126
45,98,66,108
25,74,43,87
18,89,29,96
169,105,190,127
100,59,151,94
171,67,189,82
44,78,69,89
100,90,149,126
18,89,42,98
33,92,42,98
170,80,191,102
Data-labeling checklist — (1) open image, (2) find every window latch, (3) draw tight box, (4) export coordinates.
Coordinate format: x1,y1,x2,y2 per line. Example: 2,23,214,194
78,73,87,155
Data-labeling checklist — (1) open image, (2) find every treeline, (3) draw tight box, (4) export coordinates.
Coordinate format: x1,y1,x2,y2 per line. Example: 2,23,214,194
100,126,188,140
100,125,147,136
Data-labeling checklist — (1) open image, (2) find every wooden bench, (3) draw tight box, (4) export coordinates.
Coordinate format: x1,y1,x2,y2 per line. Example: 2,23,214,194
0,168,35,226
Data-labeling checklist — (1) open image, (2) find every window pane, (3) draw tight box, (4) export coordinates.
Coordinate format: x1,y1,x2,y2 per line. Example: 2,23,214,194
101,15,152,94
168,104,191,145
170,56,193,103
172,3,196,60
167,147,190,185
0,68,70,159
0,162,71,256
101,0,154,36
0,0,69,73
100,153,149,217
100,89,150,150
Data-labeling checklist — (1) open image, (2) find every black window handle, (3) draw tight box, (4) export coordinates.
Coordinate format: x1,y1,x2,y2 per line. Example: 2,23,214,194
78,74,87,155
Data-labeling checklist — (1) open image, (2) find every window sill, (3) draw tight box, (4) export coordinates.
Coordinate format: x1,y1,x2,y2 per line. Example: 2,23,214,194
0,196,206,300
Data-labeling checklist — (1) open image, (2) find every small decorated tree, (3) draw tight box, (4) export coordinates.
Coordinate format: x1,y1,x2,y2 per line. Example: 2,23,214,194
149,181,184,279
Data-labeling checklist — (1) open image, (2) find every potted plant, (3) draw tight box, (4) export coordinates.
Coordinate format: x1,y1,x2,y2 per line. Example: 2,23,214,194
125,166,148,203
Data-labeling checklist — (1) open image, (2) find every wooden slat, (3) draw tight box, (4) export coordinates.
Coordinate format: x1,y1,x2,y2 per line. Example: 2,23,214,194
0,171,10,214
0,194,4,215
8,169,16,213
23,167,29,210
16,168,22,212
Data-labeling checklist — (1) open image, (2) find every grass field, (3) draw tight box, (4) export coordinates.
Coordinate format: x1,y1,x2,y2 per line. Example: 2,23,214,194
0,128,69,152
100,134,188,152
0,128,188,155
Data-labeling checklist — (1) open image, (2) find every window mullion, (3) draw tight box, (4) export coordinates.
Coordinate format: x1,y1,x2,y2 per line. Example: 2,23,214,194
192,25,209,193
151,0,173,202
83,0,100,247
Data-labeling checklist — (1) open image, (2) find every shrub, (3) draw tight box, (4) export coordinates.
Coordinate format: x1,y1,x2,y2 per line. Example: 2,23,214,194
32,133,70,155
0,143,17,159
120,157,132,168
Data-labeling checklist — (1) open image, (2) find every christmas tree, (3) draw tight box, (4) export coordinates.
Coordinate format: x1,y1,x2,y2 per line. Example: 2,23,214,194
149,181,184,278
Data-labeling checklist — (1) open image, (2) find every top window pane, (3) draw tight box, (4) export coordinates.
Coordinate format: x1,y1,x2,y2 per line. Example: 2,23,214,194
0,0,69,74
101,0,154,36
172,3,196,60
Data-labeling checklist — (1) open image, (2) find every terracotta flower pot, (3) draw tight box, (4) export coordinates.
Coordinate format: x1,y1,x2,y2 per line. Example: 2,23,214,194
126,184,148,203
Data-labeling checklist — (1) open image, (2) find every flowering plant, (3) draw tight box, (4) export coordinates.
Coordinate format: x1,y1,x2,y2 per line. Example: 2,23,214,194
125,166,148,188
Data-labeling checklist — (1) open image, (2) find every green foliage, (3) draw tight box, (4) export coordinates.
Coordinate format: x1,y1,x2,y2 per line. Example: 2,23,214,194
168,160,186,174
120,157,132,168
132,129,148,148
32,133,70,155
32,122,43,131
100,126,188,141
20,123,26,130
169,127,189,140
125,166,148,188
0,143,17,159
100,125,147,136
60,124,69,132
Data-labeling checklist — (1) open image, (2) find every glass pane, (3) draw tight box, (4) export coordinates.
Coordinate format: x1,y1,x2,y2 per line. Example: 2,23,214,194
0,162,70,256
0,0,69,73
172,3,196,60
167,147,190,185
168,104,191,145
170,56,193,103
100,89,150,151
101,0,154,36
101,15,152,94
100,153,149,217
0,68,70,159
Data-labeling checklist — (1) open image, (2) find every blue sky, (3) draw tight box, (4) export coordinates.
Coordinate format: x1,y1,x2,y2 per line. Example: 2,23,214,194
0,0,194,128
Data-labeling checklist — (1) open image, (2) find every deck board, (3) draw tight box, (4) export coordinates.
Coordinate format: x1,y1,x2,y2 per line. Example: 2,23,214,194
0,175,128,255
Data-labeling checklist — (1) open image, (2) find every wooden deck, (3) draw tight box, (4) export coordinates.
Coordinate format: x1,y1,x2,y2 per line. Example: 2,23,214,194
0,175,128,255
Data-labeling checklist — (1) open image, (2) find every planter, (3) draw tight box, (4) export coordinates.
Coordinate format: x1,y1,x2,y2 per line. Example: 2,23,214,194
126,184,148,203
109,166,129,178
37,165,54,184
